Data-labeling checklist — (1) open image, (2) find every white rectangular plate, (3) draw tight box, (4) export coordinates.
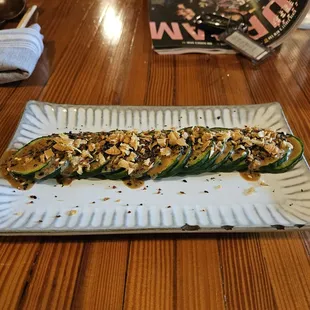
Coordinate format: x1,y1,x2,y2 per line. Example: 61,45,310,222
0,101,309,235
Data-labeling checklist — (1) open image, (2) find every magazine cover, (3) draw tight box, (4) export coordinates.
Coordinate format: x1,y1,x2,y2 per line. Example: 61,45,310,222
149,0,310,53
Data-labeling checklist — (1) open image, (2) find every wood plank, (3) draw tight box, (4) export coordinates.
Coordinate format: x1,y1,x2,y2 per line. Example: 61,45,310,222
120,0,151,105
18,239,84,310
70,238,129,310
0,237,41,310
124,238,174,310
38,0,113,104
175,53,253,106
64,0,143,105
175,54,227,106
215,55,254,105
144,53,175,106
260,232,310,309
176,238,225,310
87,0,143,105
219,234,277,310
278,31,310,100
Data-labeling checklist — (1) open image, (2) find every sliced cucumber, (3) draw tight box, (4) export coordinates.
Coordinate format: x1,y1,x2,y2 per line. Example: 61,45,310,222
180,127,213,174
199,143,226,173
220,149,248,172
168,145,192,177
9,137,55,176
258,145,292,173
131,157,161,179
105,169,128,180
34,160,63,181
208,142,234,172
147,148,182,179
265,136,303,173
78,160,109,179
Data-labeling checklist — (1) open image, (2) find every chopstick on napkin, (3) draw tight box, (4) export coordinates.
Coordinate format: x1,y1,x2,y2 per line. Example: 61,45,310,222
0,5,44,84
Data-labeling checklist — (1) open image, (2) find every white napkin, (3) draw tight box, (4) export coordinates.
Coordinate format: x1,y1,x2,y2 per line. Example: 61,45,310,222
0,24,44,84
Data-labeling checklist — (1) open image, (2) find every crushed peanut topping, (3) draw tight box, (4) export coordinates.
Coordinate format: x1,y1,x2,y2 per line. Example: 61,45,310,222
157,138,167,147
160,147,172,157
105,146,121,155
4,126,298,190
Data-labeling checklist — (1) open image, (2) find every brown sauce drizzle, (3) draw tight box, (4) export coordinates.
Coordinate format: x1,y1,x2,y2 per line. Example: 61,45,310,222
56,176,73,186
123,179,145,189
239,171,261,182
0,150,34,190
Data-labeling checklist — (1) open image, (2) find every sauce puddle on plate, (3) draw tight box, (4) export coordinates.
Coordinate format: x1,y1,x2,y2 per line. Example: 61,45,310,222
123,179,145,189
0,150,34,190
239,171,261,182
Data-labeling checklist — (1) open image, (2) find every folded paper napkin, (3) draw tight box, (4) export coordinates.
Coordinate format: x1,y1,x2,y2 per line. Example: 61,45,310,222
0,24,44,84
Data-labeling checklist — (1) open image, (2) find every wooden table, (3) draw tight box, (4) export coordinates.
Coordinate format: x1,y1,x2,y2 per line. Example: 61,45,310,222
0,0,309,309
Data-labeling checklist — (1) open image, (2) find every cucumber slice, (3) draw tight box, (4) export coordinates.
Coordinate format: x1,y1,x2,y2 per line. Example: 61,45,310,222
180,143,214,175
105,169,128,180
265,136,303,173
147,148,182,179
208,142,234,172
34,160,63,181
131,157,161,179
78,160,109,179
220,150,248,172
258,150,291,172
99,157,129,179
185,144,212,173
8,137,55,176
168,145,192,177
192,142,224,173
258,141,293,173
180,127,213,174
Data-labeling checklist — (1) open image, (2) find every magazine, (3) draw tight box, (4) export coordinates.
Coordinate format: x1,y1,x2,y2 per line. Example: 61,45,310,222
149,0,310,54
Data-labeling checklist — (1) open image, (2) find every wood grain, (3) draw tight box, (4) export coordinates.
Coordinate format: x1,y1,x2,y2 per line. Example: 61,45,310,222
121,0,151,105
260,233,310,309
145,54,175,106
0,0,309,308
176,238,225,310
18,239,84,310
71,238,129,310
175,54,226,106
0,237,41,310
124,238,174,310
219,234,277,310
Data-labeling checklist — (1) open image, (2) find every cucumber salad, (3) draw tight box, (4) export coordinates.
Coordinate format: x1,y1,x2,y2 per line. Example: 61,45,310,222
1,126,303,190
